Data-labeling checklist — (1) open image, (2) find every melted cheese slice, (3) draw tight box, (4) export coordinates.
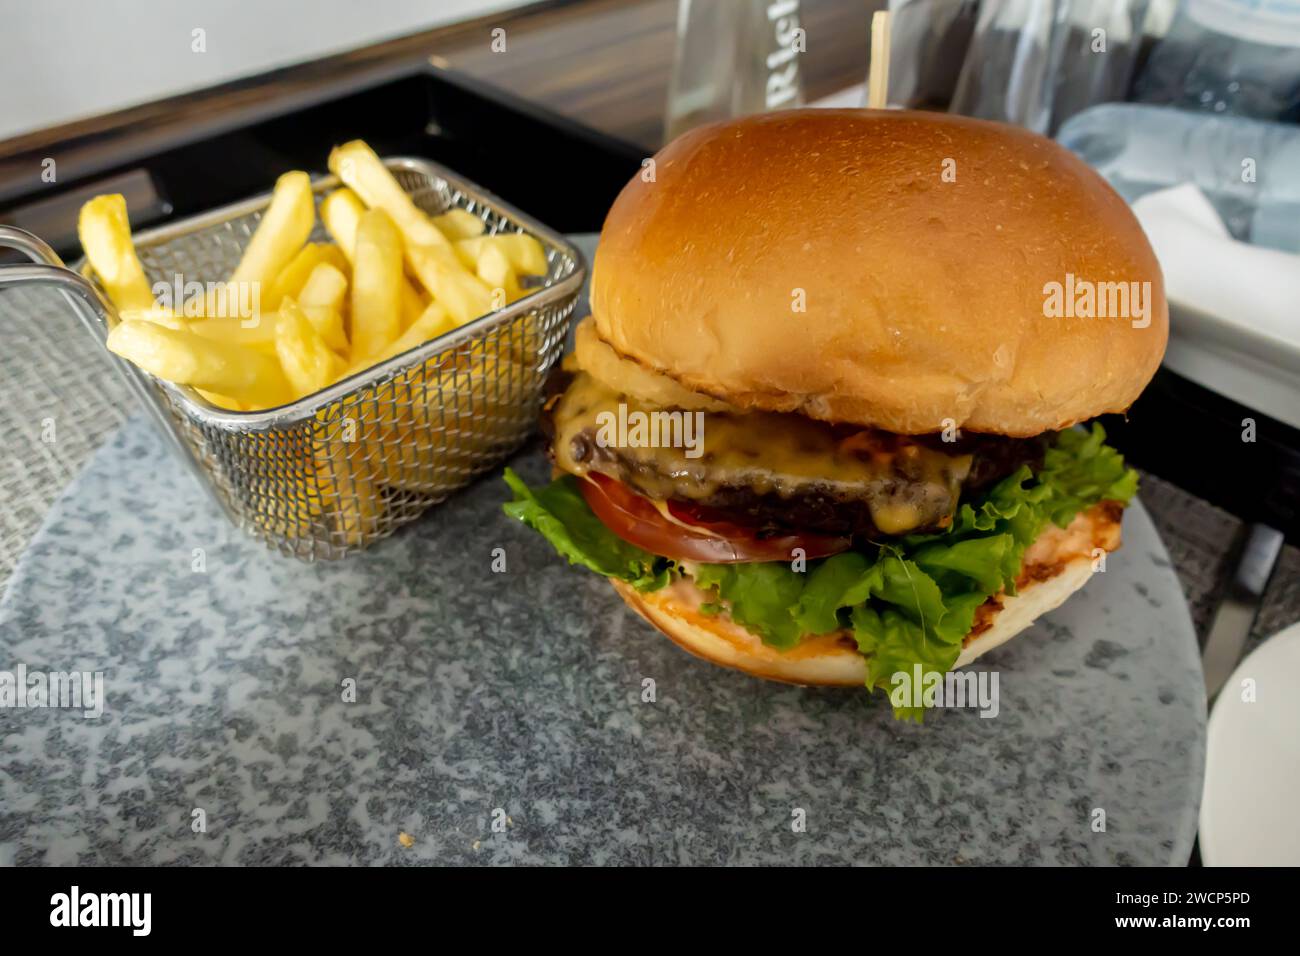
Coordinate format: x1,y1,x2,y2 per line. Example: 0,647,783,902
552,371,971,535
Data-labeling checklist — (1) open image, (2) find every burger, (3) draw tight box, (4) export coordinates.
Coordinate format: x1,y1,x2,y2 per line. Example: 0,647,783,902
503,109,1166,719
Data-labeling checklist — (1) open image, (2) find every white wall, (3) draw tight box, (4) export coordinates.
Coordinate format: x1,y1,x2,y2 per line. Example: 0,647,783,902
0,0,525,141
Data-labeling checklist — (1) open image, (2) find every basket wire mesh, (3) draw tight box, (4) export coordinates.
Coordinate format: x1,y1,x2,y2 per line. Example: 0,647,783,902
0,282,131,580
10,158,581,561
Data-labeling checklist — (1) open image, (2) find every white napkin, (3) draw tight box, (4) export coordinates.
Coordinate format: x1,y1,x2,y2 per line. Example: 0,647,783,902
1132,183,1300,350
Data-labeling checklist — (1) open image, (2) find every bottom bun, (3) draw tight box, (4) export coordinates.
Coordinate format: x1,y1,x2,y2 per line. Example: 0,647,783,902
612,501,1122,686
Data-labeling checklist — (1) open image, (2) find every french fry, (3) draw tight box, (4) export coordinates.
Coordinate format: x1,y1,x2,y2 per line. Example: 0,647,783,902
378,342,530,492
451,244,477,271
264,242,329,310
399,282,428,330
504,234,548,276
189,305,338,354
77,195,158,312
311,408,386,547
188,314,279,352
106,320,292,408
455,234,548,276
327,141,496,324
474,242,523,304
321,187,423,328
350,209,403,362
406,243,494,326
297,262,349,352
247,431,327,538
352,302,459,492
230,171,315,287
328,301,455,479
328,141,452,250
300,262,347,308
432,209,486,240
304,305,346,357
319,188,366,253
204,171,314,317
117,306,187,330
315,443,384,547
346,302,454,374
386,301,456,358
319,243,349,277
275,298,343,400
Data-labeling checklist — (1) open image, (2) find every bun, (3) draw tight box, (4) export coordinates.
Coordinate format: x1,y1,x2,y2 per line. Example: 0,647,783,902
613,559,1094,685
611,500,1121,686
590,109,1167,437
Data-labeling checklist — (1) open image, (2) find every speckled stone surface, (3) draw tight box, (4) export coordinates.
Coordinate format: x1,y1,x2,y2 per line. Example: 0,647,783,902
0,413,1205,866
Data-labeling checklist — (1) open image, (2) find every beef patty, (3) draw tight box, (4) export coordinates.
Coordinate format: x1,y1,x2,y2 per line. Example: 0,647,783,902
544,369,1046,539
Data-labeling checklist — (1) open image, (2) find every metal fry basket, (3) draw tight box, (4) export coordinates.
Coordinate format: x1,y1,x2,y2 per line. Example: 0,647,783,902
0,158,583,560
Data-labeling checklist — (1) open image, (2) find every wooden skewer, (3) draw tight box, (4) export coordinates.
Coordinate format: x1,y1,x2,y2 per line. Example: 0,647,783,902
867,9,892,110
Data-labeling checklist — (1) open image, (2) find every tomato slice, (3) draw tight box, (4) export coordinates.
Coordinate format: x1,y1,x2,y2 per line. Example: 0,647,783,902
578,472,850,564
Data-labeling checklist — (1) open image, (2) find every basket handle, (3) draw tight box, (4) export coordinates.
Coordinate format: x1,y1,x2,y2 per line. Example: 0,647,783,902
0,225,224,511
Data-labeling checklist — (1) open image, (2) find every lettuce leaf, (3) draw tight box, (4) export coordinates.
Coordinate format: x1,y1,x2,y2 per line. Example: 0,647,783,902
502,469,670,591
691,562,809,650
502,424,1137,720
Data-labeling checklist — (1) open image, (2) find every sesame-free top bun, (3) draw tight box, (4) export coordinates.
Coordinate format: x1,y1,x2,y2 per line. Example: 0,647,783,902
590,109,1168,437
